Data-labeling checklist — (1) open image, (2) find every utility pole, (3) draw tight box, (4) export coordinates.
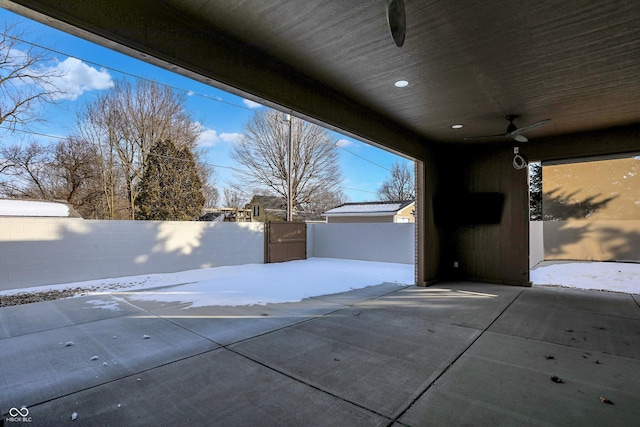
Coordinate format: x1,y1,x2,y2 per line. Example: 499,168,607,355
282,113,293,221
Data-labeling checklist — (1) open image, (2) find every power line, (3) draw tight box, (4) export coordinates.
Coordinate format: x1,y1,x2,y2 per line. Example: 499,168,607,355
3,33,256,113
4,31,396,174
0,125,241,172
343,187,378,195
2,129,379,200
334,143,392,172
0,127,66,140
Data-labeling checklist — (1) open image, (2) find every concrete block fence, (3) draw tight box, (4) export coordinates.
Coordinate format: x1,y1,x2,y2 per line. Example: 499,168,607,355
7,217,633,291
1,219,415,291
307,223,415,264
0,219,264,291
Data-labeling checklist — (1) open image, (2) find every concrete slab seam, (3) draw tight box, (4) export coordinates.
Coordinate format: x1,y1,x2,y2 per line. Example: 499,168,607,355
387,288,526,426
222,342,393,423
205,287,425,422
114,295,230,346
17,346,223,413
0,299,137,341
213,285,412,348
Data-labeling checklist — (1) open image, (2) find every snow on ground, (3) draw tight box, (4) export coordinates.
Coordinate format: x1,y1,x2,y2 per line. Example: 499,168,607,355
0,258,415,307
531,261,640,294
121,258,414,307
2,258,638,309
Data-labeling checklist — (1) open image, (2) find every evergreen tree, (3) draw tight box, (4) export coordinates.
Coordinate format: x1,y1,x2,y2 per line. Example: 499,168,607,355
135,140,205,220
529,162,543,221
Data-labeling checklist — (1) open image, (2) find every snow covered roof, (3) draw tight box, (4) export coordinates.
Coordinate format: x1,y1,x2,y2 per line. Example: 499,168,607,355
323,200,414,216
0,199,81,218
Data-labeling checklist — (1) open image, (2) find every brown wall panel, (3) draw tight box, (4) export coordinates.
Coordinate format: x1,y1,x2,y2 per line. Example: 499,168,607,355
437,147,530,286
265,222,307,263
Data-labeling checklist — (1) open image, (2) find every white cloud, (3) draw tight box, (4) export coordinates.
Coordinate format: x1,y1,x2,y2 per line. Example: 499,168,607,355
5,49,112,101
44,57,114,101
196,126,243,147
242,99,263,109
219,132,243,143
336,139,352,147
197,129,221,147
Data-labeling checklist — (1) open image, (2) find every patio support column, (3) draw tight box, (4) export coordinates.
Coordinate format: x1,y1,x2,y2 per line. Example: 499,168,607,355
416,160,426,286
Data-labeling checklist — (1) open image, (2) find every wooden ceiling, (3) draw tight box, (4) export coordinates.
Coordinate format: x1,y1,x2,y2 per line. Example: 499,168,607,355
5,0,640,153
169,0,640,143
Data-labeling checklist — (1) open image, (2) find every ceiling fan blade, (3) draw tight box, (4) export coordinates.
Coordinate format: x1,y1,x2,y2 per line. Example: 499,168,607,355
465,117,549,142
510,119,551,136
386,0,406,47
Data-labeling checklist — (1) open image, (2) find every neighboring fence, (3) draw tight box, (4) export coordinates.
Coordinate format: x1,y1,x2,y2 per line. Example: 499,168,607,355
307,223,415,264
1,219,415,291
3,215,636,291
0,218,264,291
530,221,545,268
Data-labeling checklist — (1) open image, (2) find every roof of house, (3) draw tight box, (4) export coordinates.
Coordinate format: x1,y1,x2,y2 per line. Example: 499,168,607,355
248,195,286,212
0,199,82,218
322,200,414,217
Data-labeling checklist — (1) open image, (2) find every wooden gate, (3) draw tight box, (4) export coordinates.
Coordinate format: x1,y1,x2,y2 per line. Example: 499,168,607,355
264,222,307,263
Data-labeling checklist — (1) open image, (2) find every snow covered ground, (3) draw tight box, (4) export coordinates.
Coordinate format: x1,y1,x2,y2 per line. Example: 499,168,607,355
1,258,638,309
530,261,640,294
0,258,415,307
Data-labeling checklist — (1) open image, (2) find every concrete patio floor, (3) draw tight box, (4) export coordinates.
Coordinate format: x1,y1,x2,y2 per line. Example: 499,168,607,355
1,281,639,426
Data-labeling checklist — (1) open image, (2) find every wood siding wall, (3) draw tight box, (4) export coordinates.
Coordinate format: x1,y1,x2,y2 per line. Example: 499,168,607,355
438,147,530,286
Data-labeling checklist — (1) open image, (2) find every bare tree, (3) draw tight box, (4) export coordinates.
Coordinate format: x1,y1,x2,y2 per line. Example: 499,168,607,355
73,78,205,219
195,146,218,209
49,137,104,218
0,21,62,134
0,141,52,199
223,187,246,209
202,184,220,209
0,137,113,218
377,161,416,202
302,187,348,219
231,110,344,218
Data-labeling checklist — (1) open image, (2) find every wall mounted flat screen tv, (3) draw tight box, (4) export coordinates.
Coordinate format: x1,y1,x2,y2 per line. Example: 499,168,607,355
435,192,504,226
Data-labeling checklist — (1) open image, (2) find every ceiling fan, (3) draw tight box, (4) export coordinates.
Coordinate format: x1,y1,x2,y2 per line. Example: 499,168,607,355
464,115,551,143
386,0,406,47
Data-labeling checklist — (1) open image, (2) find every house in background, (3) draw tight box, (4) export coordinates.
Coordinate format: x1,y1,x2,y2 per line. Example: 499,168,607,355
199,208,252,222
322,200,415,223
248,195,287,222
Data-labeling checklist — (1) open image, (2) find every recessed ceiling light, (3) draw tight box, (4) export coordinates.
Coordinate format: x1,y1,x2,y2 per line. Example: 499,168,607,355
451,124,463,129
394,80,409,88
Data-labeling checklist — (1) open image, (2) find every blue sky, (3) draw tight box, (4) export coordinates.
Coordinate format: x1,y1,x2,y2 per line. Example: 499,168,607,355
1,8,412,203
